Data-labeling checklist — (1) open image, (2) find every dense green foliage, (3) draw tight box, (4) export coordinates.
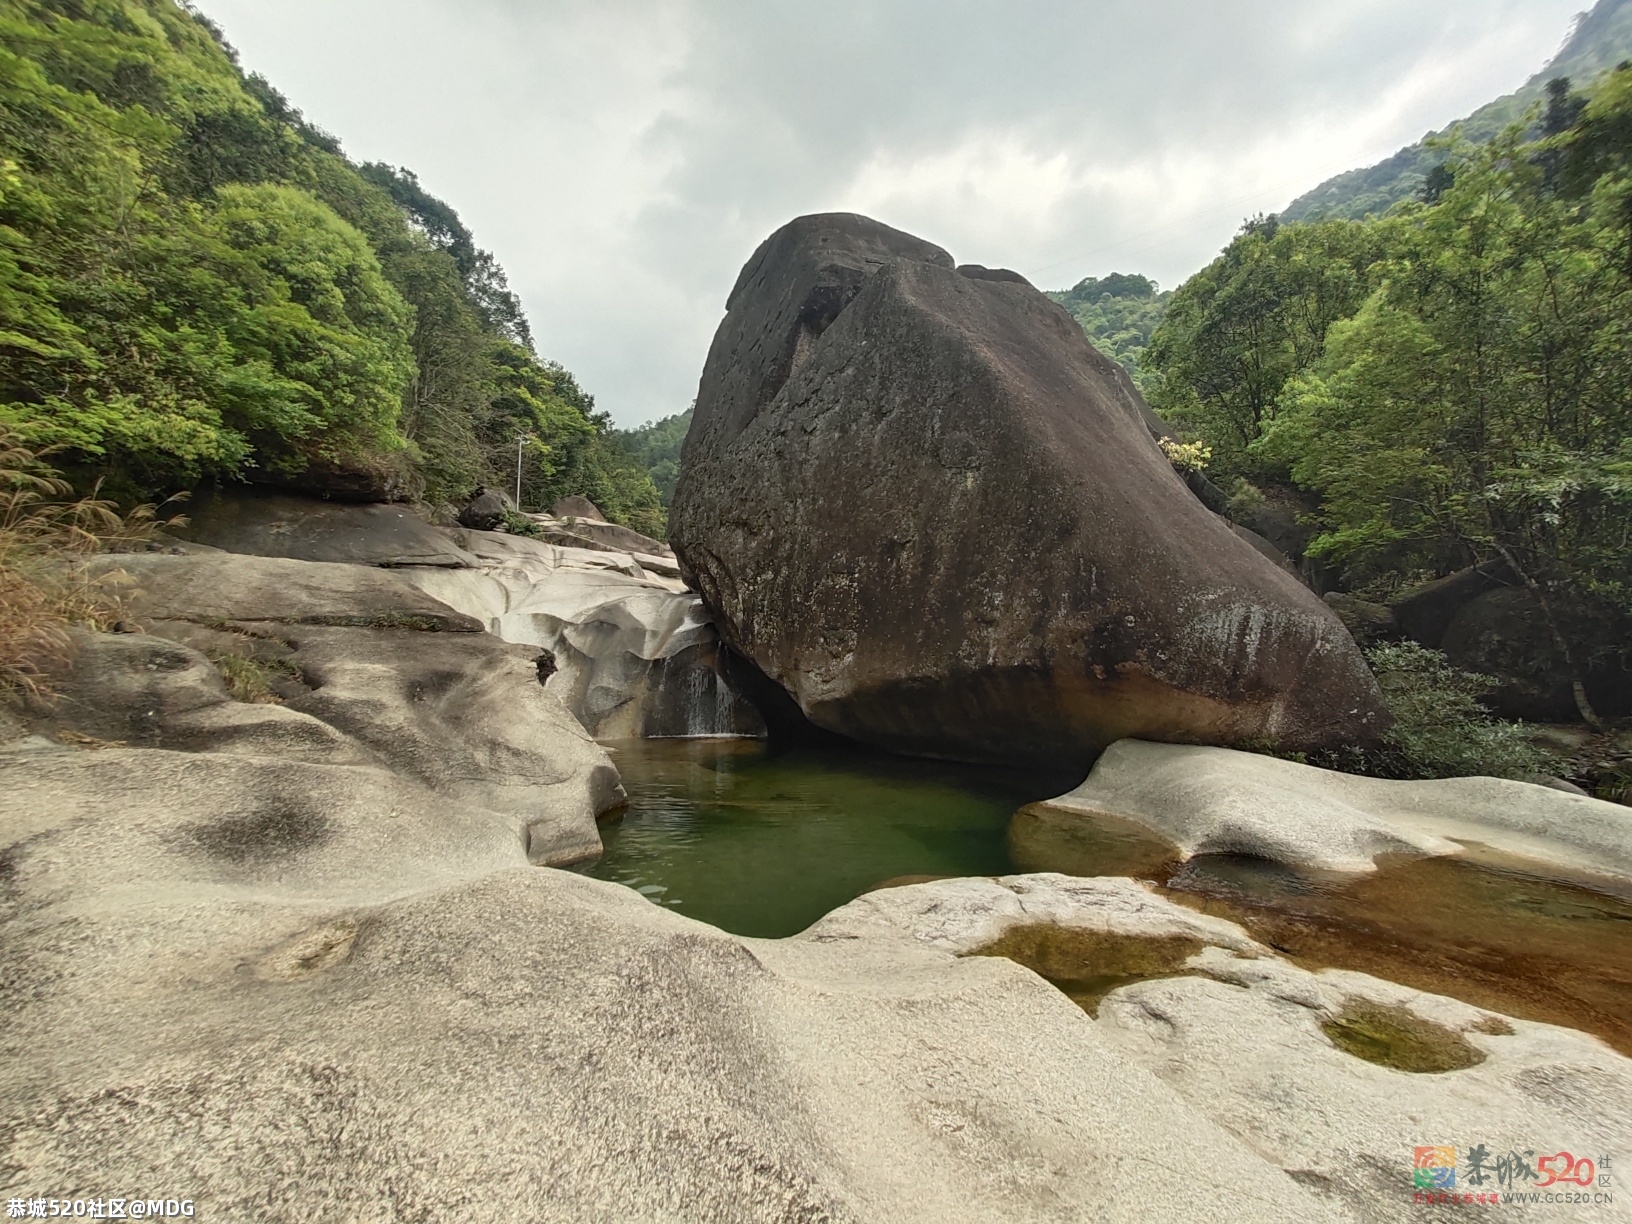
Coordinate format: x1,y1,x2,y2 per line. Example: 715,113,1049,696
1142,218,1388,475
613,406,692,510
1044,273,1169,388
0,0,661,526
1284,0,1632,221
1146,67,1632,723
1365,643,1551,779
1267,108,1632,610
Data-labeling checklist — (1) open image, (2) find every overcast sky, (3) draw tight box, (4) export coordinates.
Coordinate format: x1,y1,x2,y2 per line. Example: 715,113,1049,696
194,0,1587,426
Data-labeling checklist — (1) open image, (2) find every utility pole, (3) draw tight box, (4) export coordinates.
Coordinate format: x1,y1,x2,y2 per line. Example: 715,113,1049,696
512,434,532,509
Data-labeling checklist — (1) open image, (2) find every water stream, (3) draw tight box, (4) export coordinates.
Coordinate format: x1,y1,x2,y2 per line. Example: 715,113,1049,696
591,736,1632,1053
1161,851,1632,1056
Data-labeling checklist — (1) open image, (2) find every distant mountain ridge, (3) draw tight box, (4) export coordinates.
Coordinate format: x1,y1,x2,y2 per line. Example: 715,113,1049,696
1283,0,1632,221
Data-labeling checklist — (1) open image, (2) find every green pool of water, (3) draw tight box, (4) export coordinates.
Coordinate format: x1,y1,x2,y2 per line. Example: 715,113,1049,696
589,738,1632,1054
588,737,1074,938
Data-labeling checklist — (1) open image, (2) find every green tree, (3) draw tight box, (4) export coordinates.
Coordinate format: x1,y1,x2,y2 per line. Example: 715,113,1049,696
0,7,411,488
1143,215,1391,479
1259,117,1632,719
614,405,692,508
0,0,662,529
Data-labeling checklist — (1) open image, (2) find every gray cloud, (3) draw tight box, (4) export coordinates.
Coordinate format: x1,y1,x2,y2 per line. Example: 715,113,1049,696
197,0,1584,424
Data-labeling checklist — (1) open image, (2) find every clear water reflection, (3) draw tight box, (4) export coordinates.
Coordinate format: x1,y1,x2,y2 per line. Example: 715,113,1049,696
588,737,1076,938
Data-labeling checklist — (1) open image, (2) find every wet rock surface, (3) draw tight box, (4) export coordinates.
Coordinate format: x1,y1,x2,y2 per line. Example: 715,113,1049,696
398,529,762,739
1094,946,1631,1223
2,781,1344,1222
5,523,1627,1218
1162,851,1632,1059
37,735,1623,1224
118,492,759,741
1030,739,1632,885
670,212,1388,769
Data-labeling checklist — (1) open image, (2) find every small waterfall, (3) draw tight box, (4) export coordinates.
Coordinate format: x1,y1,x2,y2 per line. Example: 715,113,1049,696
644,646,762,738
682,660,712,738
714,661,732,733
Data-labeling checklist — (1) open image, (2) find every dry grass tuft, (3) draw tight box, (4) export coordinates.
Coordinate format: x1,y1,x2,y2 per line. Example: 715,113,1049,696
56,728,128,750
208,650,300,705
0,429,174,697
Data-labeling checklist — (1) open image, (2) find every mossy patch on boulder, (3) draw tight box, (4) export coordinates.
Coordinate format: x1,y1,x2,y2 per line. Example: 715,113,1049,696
1320,999,1486,1073
970,923,1206,1017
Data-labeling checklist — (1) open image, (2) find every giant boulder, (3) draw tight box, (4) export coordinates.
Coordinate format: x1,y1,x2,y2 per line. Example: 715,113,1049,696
670,213,1387,767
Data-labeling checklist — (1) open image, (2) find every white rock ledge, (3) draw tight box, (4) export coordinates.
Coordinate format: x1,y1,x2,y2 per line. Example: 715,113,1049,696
1035,739,1632,885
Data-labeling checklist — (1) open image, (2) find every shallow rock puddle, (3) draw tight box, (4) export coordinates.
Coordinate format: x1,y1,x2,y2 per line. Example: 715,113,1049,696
1160,850,1632,1056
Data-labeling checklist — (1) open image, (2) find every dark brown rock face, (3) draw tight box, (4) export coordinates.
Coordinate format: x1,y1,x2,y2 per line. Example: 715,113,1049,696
550,495,607,521
458,487,511,531
670,213,1388,767
1440,587,1632,721
1390,561,1512,649
170,490,475,568
249,449,422,504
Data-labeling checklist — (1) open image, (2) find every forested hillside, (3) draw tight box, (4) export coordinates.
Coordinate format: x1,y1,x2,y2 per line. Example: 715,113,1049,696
0,0,662,533
1143,67,1632,721
1283,0,1632,221
1044,274,1170,389
614,406,691,510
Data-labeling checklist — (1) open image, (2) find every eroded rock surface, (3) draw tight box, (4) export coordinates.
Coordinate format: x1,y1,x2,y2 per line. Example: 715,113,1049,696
168,490,477,568
8,636,1626,1220
550,494,607,521
91,552,485,632
1095,951,1632,1222
138,490,760,741
0,763,1354,1224
70,551,621,865
670,213,1387,768
810,872,1262,957
827,875,1632,1223
400,529,763,739
1030,739,1632,884
458,486,512,531
277,626,621,863
534,515,671,558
